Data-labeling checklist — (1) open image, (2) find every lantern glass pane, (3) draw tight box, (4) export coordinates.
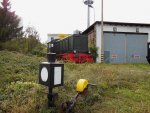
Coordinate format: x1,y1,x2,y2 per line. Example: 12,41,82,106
41,67,48,82
54,67,62,85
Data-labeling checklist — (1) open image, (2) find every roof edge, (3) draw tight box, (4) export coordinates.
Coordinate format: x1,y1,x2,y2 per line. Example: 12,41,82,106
82,21,150,34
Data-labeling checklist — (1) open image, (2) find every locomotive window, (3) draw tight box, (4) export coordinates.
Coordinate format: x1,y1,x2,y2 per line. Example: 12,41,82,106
51,37,54,41
51,44,54,47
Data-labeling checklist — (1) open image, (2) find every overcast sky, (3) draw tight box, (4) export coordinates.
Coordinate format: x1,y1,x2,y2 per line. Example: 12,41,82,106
2,0,150,42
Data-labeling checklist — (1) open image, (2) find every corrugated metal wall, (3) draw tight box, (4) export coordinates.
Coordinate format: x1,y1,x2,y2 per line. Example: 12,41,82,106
104,32,148,63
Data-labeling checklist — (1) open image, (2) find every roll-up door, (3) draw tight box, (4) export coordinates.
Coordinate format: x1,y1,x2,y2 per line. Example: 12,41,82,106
104,32,148,63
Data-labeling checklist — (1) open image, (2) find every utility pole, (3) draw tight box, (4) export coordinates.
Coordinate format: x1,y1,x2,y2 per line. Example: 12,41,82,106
87,5,90,28
101,0,104,62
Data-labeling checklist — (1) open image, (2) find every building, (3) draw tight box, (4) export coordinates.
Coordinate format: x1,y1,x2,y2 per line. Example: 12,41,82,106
82,21,150,63
47,34,71,42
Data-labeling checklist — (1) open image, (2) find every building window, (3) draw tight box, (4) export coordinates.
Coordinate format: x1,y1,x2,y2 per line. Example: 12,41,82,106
113,27,117,32
136,28,139,33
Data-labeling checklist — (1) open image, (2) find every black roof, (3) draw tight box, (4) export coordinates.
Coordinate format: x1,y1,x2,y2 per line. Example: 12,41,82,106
82,21,150,34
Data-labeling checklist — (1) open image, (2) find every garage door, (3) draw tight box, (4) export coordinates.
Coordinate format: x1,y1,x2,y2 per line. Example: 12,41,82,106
104,32,148,63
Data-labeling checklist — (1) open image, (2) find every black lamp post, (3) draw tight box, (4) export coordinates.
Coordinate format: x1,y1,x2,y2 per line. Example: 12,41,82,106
39,52,64,107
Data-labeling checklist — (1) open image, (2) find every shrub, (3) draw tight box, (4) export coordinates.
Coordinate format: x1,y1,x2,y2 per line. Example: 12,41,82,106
89,47,98,62
0,38,47,56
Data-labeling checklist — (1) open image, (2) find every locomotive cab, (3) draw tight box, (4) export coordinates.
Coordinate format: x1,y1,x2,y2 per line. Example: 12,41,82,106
146,42,150,64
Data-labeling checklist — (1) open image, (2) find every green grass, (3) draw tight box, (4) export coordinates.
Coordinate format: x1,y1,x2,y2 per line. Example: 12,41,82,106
0,51,150,113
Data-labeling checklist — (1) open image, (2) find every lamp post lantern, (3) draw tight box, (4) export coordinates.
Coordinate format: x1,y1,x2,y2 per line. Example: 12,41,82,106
39,52,64,107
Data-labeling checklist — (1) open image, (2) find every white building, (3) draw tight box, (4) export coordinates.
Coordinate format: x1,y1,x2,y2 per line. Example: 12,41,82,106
47,34,71,42
82,21,150,63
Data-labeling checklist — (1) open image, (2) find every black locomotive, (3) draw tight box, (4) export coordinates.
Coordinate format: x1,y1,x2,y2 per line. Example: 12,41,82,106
47,34,93,63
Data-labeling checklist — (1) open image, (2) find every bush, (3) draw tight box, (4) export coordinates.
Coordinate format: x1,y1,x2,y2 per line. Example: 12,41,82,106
31,44,47,57
0,38,47,56
89,47,98,62
1,82,47,113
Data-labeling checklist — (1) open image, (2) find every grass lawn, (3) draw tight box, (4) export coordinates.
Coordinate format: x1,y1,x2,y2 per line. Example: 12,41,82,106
0,51,150,113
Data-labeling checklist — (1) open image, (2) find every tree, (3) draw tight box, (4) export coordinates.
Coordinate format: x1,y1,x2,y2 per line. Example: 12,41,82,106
24,26,40,53
0,0,23,42
24,26,39,40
